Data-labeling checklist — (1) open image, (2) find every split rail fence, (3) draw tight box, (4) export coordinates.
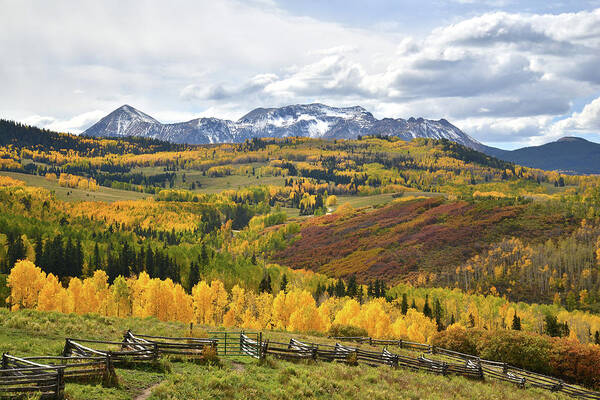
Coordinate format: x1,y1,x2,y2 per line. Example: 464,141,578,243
3,330,600,399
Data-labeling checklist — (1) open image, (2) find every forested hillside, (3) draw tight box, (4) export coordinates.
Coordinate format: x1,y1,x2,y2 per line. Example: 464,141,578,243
1,120,600,376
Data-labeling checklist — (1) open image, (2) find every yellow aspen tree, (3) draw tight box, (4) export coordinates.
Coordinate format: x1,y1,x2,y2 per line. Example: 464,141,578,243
172,283,194,323
359,300,391,338
6,260,46,310
223,285,246,328
288,302,320,332
333,298,361,327
67,277,84,314
256,292,274,329
210,280,229,325
37,274,69,312
129,272,151,317
111,276,131,317
192,281,214,325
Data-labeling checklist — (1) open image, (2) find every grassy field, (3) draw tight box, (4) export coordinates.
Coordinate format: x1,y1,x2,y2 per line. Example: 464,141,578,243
0,171,148,202
0,309,572,400
133,164,286,194
335,191,443,210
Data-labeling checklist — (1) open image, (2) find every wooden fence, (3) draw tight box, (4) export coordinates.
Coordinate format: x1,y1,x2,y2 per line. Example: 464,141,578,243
3,330,600,399
63,338,158,362
1,354,64,399
329,336,600,400
123,331,218,357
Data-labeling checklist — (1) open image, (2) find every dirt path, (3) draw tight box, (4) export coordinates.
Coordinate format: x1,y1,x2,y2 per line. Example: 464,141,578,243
134,381,162,400
231,361,246,372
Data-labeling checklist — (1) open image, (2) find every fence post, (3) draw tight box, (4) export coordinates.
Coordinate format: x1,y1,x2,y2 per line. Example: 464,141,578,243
369,337,372,346
153,343,159,360
62,339,70,357
56,366,65,399
399,339,403,348
259,332,263,359
224,332,227,356
1,353,7,369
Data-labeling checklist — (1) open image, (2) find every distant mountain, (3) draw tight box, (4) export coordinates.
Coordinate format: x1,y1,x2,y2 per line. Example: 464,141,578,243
83,104,482,148
480,137,600,174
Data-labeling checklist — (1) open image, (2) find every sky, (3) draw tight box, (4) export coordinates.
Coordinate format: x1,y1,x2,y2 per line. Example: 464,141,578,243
1,0,600,149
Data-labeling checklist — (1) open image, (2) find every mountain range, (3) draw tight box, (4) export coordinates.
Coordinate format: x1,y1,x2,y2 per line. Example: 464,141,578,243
84,104,482,149
83,104,600,174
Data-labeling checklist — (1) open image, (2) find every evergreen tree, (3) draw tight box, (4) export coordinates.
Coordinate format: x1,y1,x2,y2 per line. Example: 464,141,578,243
326,283,335,297
544,314,562,337
410,299,417,310
258,271,272,293
280,274,288,292
468,313,475,328
433,298,443,331
34,237,43,267
400,293,408,315
74,239,83,277
595,331,600,345
357,285,364,304
199,244,209,269
49,235,64,276
7,232,26,270
346,275,358,298
92,242,101,270
367,281,375,298
335,278,346,297
145,245,154,276
562,322,570,337
423,295,432,318
512,312,521,330
187,262,200,293
450,314,455,325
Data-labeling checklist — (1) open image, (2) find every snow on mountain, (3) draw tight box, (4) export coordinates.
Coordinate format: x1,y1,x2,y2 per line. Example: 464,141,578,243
83,103,481,149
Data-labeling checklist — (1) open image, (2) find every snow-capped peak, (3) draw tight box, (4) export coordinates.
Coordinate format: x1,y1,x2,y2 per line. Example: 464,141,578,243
84,103,481,149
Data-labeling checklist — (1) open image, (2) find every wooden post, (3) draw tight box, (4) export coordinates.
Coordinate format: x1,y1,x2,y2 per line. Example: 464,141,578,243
259,332,263,359
56,366,65,399
224,332,227,356
153,343,159,360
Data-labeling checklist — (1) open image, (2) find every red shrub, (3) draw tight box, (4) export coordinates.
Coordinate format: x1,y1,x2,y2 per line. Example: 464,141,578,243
549,338,600,389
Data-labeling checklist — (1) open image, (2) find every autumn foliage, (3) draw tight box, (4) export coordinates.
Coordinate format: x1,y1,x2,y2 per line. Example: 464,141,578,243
431,325,600,389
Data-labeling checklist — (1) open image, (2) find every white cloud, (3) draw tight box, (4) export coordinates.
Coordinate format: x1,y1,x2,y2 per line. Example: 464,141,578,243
22,110,106,133
0,1,599,146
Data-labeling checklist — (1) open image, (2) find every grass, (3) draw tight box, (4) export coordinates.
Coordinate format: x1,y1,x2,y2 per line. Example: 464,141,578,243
0,309,573,400
335,191,442,211
0,171,148,202
132,164,286,194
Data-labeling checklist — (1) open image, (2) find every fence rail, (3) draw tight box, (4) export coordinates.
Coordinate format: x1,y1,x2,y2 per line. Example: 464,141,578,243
3,330,600,399
63,338,158,362
0,354,64,399
123,331,217,357
328,335,600,400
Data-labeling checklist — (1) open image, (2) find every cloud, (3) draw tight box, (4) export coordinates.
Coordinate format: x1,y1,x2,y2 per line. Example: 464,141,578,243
1,1,599,146
550,96,600,133
22,110,106,133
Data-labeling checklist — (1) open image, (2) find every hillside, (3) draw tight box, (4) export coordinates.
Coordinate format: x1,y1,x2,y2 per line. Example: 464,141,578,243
0,309,577,400
482,137,600,174
271,196,577,284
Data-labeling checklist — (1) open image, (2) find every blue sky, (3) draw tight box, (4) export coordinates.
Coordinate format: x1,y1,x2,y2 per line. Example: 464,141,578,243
1,0,599,149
